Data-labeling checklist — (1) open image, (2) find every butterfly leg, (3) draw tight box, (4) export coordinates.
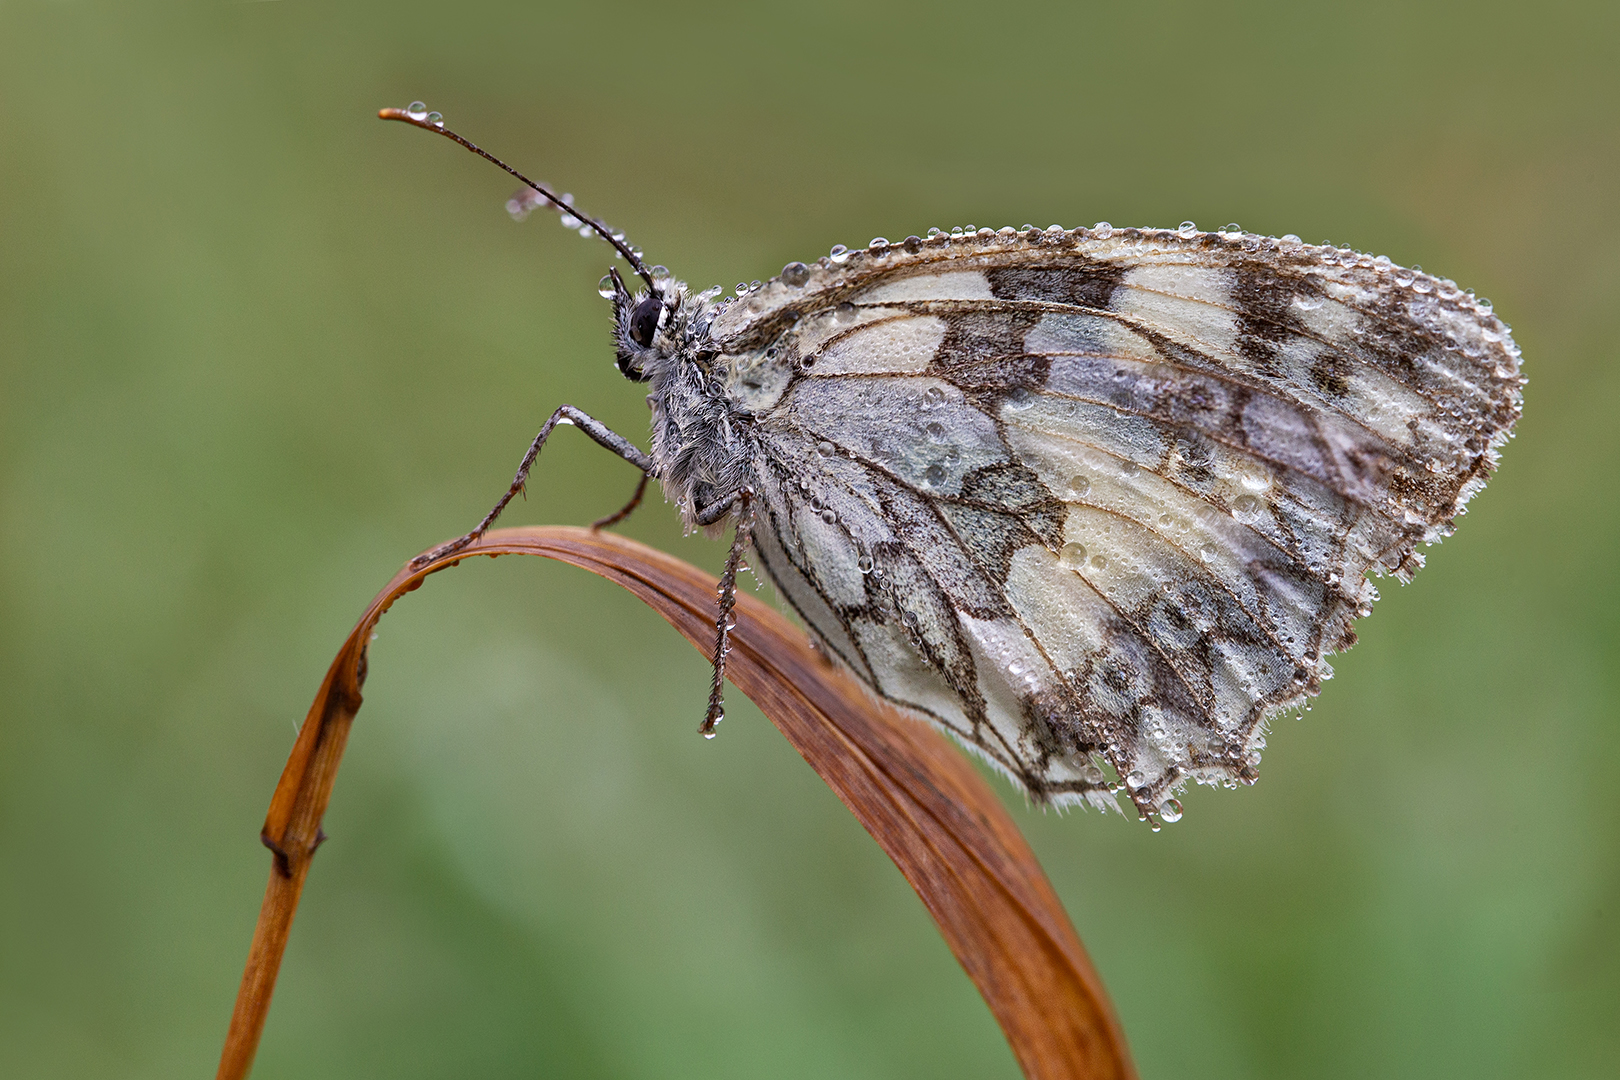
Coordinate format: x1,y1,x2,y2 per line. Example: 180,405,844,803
411,404,654,569
590,471,651,530
699,489,755,737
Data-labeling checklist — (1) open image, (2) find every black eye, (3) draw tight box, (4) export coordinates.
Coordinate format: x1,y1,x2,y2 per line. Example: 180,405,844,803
629,295,662,348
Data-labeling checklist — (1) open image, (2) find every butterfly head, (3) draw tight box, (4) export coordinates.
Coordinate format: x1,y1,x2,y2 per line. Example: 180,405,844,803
607,266,706,384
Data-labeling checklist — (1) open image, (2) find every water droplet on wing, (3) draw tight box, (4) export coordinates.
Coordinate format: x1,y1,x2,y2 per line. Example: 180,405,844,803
1232,494,1264,520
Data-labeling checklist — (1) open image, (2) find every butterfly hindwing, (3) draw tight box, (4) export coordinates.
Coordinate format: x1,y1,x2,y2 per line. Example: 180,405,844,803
703,227,1521,815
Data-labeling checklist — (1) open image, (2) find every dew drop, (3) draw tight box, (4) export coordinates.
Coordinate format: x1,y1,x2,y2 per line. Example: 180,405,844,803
925,421,945,441
702,728,719,740
1125,770,1145,789
1158,798,1183,823
1280,233,1302,247
924,464,946,486
1178,221,1198,237
781,261,810,287
649,265,670,281
597,274,618,299
1232,494,1264,519
816,440,835,457
1200,543,1218,562
1092,221,1113,238
1118,459,1138,477
869,236,889,249
406,101,428,119
1222,222,1242,234
1005,387,1034,411
426,112,443,126
857,555,875,574
820,508,837,524
1081,764,1105,784
923,386,946,407
834,301,858,323
1069,475,1091,497
1090,554,1108,570
1059,542,1088,570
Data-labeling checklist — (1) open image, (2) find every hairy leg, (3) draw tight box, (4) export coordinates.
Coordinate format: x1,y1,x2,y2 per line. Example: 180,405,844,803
413,404,653,568
700,489,754,737
590,471,651,530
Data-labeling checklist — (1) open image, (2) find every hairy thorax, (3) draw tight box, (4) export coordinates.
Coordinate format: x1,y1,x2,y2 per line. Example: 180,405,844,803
643,287,770,530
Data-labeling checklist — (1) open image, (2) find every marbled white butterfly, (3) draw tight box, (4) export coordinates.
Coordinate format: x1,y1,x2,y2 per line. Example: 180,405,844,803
383,105,1523,823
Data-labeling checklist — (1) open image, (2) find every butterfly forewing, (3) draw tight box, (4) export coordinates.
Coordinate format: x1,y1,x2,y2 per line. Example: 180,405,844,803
706,227,1521,816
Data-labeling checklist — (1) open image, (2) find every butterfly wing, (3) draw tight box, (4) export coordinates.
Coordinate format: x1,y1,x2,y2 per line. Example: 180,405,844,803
710,227,1523,816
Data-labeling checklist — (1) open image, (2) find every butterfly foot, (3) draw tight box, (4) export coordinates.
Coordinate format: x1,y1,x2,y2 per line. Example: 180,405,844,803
409,530,481,571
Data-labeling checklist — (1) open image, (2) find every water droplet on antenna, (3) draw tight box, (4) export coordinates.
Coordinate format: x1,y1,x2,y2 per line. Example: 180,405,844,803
598,274,617,299
406,101,427,120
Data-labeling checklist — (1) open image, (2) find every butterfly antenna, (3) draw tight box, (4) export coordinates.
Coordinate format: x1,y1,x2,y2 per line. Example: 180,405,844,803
379,104,657,291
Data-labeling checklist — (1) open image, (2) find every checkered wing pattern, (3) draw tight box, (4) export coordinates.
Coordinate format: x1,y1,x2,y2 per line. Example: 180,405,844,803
707,227,1522,816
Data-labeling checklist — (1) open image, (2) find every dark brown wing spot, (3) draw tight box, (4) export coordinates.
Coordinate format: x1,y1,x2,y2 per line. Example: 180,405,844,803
986,263,1127,310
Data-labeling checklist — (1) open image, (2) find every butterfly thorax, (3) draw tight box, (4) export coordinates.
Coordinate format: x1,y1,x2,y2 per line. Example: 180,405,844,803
621,280,763,532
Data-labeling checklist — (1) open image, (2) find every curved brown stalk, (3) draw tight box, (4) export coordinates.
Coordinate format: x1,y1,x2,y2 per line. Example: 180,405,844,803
217,526,1136,1080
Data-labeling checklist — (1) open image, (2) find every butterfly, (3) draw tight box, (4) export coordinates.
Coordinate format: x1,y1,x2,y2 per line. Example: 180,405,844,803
383,105,1524,823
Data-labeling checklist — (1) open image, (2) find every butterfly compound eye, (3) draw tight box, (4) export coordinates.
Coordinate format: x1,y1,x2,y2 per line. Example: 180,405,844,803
629,295,662,348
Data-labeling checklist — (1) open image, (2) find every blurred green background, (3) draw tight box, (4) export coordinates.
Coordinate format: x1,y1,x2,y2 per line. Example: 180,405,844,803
2,1,1615,1077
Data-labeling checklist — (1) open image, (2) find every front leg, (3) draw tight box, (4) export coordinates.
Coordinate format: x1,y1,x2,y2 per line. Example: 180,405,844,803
412,405,654,569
